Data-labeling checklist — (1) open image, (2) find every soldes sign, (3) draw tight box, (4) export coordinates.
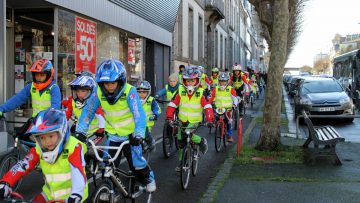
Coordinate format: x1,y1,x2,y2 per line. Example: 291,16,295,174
75,16,96,74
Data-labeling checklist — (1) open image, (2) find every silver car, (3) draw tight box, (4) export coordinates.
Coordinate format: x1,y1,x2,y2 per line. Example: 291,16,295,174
294,77,355,122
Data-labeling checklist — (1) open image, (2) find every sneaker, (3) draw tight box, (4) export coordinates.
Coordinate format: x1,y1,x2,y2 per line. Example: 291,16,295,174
175,166,181,173
227,137,234,143
146,180,156,192
199,138,208,154
146,136,156,152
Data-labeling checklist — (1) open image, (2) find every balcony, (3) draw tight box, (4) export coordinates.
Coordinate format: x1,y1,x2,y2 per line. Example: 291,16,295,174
205,0,225,31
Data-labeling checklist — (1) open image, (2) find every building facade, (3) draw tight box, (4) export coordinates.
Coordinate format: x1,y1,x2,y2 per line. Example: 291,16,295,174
1,0,180,119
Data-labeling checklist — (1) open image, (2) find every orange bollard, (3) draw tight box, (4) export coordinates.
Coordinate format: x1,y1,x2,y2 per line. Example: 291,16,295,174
237,118,243,157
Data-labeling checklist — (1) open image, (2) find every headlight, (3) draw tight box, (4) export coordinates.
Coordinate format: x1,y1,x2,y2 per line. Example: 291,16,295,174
216,107,226,114
340,97,351,104
300,98,312,105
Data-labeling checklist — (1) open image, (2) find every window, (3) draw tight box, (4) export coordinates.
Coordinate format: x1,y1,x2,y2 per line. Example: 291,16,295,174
198,15,203,61
188,7,194,59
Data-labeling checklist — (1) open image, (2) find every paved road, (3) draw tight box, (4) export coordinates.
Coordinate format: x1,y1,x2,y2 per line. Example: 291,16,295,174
10,93,264,202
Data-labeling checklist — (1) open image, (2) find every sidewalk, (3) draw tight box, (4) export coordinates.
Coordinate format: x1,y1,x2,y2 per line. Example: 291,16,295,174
201,91,360,203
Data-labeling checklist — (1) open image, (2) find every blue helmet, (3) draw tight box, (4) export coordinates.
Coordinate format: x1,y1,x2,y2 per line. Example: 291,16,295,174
136,80,151,102
96,59,127,104
69,75,96,109
26,109,70,164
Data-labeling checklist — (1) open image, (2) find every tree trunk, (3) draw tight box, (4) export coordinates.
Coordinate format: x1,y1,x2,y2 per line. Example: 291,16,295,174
256,0,289,151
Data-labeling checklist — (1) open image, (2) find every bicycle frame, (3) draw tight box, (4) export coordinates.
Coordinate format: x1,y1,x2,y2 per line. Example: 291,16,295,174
88,139,150,201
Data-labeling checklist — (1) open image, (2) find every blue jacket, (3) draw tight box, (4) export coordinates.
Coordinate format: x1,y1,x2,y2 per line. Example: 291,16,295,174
0,80,61,113
76,86,146,139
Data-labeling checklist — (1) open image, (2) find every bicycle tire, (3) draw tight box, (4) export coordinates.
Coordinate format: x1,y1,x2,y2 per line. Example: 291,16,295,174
162,123,173,158
91,179,115,203
214,123,222,152
173,127,179,150
0,151,21,191
191,147,199,176
180,147,191,190
233,108,239,127
223,123,228,149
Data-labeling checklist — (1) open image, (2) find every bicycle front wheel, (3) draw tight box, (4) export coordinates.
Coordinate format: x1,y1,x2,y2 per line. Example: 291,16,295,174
162,123,173,158
0,151,21,191
180,147,191,190
91,180,115,203
214,123,223,152
191,147,199,176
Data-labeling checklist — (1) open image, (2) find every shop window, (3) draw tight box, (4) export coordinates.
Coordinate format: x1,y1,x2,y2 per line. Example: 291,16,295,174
58,9,76,100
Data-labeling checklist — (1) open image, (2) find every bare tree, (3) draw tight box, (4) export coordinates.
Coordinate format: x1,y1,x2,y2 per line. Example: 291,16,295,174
300,65,313,73
248,0,307,150
313,57,330,74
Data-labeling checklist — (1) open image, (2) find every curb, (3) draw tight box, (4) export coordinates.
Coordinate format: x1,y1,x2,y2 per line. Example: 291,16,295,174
199,111,259,202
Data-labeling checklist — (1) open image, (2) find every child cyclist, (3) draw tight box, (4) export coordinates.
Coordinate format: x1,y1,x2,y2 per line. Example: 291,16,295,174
0,109,88,203
230,64,249,115
209,67,220,87
61,71,105,139
209,72,238,142
166,66,214,172
136,80,161,151
0,59,61,120
75,59,156,192
155,72,180,102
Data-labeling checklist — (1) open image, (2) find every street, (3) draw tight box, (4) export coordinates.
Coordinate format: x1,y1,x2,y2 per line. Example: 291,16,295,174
14,96,257,202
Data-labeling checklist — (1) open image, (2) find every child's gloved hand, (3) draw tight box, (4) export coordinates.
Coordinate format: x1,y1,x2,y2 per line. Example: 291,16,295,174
95,128,105,137
66,193,82,203
0,182,11,199
149,115,157,121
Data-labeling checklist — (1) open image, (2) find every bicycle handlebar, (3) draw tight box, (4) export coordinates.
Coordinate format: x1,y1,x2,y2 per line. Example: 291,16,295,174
87,139,129,163
6,192,65,203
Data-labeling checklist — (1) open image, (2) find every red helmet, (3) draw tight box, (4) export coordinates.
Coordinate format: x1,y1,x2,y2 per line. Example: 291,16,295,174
30,59,54,90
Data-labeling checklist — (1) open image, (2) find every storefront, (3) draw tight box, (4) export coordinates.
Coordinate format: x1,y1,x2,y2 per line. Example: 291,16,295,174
1,0,176,120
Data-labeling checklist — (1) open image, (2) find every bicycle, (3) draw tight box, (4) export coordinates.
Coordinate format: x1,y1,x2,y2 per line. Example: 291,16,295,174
0,116,35,192
157,99,179,158
88,139,152,203
169,122,204,190
3,191,64,203
214,107,231,152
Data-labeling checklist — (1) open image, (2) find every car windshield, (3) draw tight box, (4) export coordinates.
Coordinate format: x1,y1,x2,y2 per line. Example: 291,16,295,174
302,80,343,94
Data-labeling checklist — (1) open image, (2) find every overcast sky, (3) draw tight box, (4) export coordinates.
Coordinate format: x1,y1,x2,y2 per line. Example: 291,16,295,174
285,0,360,68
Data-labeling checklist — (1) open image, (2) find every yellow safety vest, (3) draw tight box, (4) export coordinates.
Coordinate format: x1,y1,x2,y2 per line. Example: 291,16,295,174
211,77,219,87
178,85,204,123
165,85,178,101
142,96,160,127
214,86,233,108
98,84,135,136
30,83,54,116
232,75,244,89
36,136,88,200
72,100,99,133
200,73,208,89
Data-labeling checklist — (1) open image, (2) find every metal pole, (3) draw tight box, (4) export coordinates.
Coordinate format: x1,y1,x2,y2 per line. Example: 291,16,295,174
0,0,6,103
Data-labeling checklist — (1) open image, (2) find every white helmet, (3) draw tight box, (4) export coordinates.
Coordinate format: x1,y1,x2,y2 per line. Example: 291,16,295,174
232,64,242,71
218,72,230,90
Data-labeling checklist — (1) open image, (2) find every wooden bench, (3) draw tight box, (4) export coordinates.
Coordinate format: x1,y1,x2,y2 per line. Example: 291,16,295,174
302,110,345,165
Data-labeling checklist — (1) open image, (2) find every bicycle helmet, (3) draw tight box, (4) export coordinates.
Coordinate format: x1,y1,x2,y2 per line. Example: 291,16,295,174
96,59,127,105
232,64,242,71
198,66,205,74
182,66,201,95
75,70,94,77
218,72,230,90
212,67,219,74
26,109,70,164
136,80,151,103
69,74,96,109
30,59,55,90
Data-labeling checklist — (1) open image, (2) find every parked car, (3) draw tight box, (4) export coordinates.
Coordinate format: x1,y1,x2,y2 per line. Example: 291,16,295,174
294,77,355,122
